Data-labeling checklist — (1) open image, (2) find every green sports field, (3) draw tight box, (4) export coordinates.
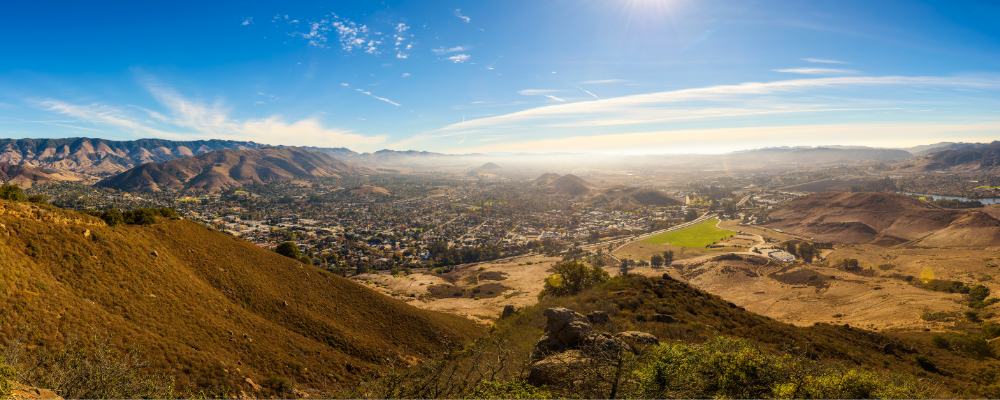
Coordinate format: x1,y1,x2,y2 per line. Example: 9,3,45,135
641,219,731,248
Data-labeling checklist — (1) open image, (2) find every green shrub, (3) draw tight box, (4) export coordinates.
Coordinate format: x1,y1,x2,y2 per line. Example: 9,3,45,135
637,336,930,399
123,209,157,225
275,242,301,259
266,376,293,394
772,368,928,399
914,355,937,372
930,335,950,349
102,208,124,226
0,184,27,202
0,360,15,398
970,285,991,302
468,378,551,399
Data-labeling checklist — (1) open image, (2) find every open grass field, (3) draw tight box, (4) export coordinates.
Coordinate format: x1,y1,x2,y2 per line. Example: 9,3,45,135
642,219,731,247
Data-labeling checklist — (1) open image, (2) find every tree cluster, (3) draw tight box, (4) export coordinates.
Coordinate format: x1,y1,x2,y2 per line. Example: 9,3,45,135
0,183,46,204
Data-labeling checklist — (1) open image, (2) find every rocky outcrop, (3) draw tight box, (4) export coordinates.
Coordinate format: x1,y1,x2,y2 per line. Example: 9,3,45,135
10,382,63,399
501,305,515,319
527,307,659,386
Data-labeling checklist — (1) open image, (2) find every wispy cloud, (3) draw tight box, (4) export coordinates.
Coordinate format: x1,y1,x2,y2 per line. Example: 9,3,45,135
573,85,600,100
454,9,470,23
241,17,253,26
43,123,105,132
438,76,1000,132
445,54,470,63
456,122,1000,154
431,45,471,55
544,95,566,102
355,89,401,106
775,68,859,75
578,79,623,84
802,58,849,64
518,89,566,95
401,73,410,78
41,77,386,149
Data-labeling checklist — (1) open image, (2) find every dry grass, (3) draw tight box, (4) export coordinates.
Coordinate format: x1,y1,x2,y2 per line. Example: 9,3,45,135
0,201,482,395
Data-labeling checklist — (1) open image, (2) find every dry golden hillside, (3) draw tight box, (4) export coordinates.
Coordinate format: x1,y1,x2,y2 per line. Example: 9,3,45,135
765,192,1000,246
0,201,481,394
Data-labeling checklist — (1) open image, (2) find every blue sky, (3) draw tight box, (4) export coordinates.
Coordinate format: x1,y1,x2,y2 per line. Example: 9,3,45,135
0,0,998,154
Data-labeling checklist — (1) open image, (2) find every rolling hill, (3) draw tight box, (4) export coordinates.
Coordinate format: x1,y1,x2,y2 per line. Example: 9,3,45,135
466,162,504,178
764,192,1000,246
534,173,596,196
591,185,684,208
97,147,371,192
0,199,481,394
0,162,85,187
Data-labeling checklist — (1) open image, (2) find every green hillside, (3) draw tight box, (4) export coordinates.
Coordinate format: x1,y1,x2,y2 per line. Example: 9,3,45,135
642,219,730,247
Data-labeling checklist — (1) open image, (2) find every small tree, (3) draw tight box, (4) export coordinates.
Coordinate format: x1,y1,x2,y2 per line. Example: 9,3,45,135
651,254,664,268
784,242,798,256
124,209,157,225
797,242,816,263
542,260,610,296
101,209,125,227
662,250,674,265
275,241,301,259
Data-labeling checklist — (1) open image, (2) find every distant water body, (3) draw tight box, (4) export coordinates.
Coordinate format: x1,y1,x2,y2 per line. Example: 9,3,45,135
902,192,1000,205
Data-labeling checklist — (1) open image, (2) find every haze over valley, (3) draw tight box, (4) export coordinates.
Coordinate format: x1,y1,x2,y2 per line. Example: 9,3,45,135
1,0,1000,398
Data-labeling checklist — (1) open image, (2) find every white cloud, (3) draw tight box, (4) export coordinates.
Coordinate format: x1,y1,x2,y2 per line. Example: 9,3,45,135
340,83,349,87
802,58,849,64
42,78,387,150
354,88,401,106
775,68,859,75
401,73,410,77
544,95,566,102
287,14,402,56
454,9,470,23
438,76,1000,132
394,23,412,58
241,17,253,26
445,54,470,63
578,79,623,84
431,45,471,55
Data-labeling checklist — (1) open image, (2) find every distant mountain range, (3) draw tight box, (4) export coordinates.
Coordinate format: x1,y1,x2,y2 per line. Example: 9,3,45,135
0,138,267,176
97,147,372,192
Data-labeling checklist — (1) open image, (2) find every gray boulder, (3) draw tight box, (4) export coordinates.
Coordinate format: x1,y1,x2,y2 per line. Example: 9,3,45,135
530,335,566,363
583,331,630,354
542,307,594,348
526,350,590,386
